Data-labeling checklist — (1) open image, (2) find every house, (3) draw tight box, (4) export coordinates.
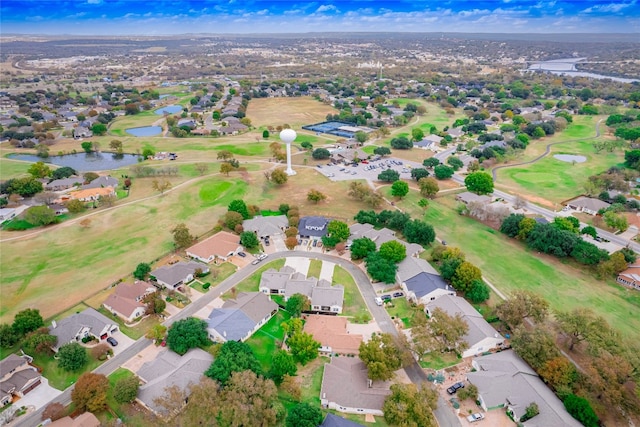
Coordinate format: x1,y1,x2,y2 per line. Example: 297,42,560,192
136,348,213,416
397,256,455,304
47,412,101,427
0,208,16,223
0,354,41,406
205,292,278,342
320,357,391,415
259,267,345,314
617,266,640,291
150,261,209,290
186,231,243,264
320,413,365,427
415,134,442,149
564,196,610,215
456,191,491,205
67,186,115,202
467,350,582,427
102,281,157,322
49,203,69,216
242,215,288,239
348,223,423,257
45,176,82,191
303,315,363,355
73,126,92,138
81,176,119,190
49,308,119,351
299,216,330,238
425,295,504,358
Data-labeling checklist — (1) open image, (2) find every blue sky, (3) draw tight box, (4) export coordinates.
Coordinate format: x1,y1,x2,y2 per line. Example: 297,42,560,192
1,1,639,35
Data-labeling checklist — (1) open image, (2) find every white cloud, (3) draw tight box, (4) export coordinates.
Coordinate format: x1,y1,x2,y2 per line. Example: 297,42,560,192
582,1,636,14
86,0,102,4
315,4,337,13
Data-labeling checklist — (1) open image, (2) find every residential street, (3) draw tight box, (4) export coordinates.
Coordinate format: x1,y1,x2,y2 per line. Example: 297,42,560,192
16,251,461,427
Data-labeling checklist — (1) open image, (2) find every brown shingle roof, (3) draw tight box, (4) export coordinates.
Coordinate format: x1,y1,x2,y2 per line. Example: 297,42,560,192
304,315,362,354
187,231,241,261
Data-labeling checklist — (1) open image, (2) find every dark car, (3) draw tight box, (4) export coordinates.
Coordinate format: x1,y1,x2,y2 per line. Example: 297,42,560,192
381,294,392,302
447,382,464,395
106,337,118,347
392,292,404,298
264,238,270,246
237,252,246,258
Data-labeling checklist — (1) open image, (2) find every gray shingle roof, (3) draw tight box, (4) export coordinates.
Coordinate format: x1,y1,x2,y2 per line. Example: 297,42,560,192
81,176,118,189
49,308,116,350
321,413,364,427
298,216,330,237
242,215,288,238
396,256,438,283
151,261,207,288
404,272,450,298
207,292,277,341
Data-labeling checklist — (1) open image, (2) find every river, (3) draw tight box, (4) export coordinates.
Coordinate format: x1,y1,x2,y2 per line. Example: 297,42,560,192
527,58,638,83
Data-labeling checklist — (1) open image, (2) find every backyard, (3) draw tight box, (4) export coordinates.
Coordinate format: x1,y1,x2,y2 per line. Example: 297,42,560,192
245,310,291,371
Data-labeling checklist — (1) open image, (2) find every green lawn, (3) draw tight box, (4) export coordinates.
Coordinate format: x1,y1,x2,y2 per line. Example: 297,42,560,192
385,297,421,329
32,350,102,391
225,259,286,298
333,266,370,322
245,310,291,371
96,307,161,340
419,352,461,370
198,179,248,207
307,259,322,278
0,158,32,180
106,368,136,419
213,143,269,157
398,191,640,339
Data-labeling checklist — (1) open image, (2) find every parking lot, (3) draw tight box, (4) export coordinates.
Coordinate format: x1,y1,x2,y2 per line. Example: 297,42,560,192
315,157,424,182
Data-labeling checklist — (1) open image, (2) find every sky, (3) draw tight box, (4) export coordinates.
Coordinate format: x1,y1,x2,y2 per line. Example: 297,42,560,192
1,0,639,35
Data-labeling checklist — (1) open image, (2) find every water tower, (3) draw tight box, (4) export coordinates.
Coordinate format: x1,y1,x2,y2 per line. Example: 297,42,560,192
279,128,297,176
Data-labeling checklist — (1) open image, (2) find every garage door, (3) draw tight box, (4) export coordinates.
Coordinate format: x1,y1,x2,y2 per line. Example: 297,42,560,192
22,379,41,395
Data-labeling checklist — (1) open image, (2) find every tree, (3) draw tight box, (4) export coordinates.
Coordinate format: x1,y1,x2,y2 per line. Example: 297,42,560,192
228,199,250,219
81,141,93,153
213,371,280,427
451,261,482,293
27,161,52,179
312,148,331,159
262,129,270,139
223,211,244,230
403,219,436,246
24,206,57,226
166,317,209,355
571,239,609,265
41,402,65,422
383,383,438,427
457,383,479,402
374,146,391,157
464,171,494,195
359,333,403,381
466,280,490,303
194,163,209,175
379,240,407,263
205,340,262,385
423,157,440,168
153,384,188,419
603,210,628,231
0,324,19,347
434,164,454,180
113,375,140,404
411,128,425,142
83,172,99,184
109,139,123,153
365,252,398,283
172,223,193,249
447,156,464,171
71,373,109,413
285,236,298,250
271,168,288,185
58,343,88,371
240,231,260,249
151,179,171,194
286,331,320,365
429,307,469,354
495,290,549,328
327,220,350,241
510,327,559,370
411,168,429,181
286,403,323,427
22,328,57,355
418,177,439,198
145,324,167,342
378,169,400,182
51,166,77,180
285,293,310,318
355,130,369,144
133,262,151,280
12,308,44,336
556,308,610,351
5,177,43,197
269,350,297,386
539,357,576,391
526,223,578,258
220,162,234,176
563,394,600,427
391,180,409,198
307,189,327,204
91,123,107,135
390,136,413,149
350,237,377,260
500,213,525,237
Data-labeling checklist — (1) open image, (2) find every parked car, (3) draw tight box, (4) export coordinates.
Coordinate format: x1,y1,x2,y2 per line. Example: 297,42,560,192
392,292,404,298
467,413,485,423
447,382,465,395
160,339,166,347
258,253,268,260
237,252,247,258
375,297,383,306
106,337,118,347
312,240,318,247
316,165,322,168
381,294,392,302
264,238,270,246
252,259,261,265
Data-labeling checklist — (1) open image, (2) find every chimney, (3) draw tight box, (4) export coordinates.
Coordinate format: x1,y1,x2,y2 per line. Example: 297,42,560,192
51,320,57,329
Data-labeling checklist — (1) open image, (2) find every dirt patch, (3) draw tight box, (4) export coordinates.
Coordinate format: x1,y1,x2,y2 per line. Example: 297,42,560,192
246,97,335,128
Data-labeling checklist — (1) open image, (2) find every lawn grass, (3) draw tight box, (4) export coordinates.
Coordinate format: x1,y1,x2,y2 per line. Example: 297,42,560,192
246,97,336,128
398,191,640,338
307,259,322,278
419,352,461,370
385,297,421,329
32,350,102,391
96,307,160,340
333,266,370,322
106,368,135,419
299,356,328,406
0,158,31,180
225,259,286,298
245,310,291,371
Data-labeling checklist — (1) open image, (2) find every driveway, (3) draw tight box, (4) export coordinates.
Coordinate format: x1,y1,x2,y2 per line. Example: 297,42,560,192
13,377,62,410
319,261,335,282
285,257,311,275
109,329,135,356
121,344,163,374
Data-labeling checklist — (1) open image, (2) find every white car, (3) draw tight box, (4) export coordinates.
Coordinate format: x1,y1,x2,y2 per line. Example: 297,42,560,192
467,413,485,423
375,297,383,306
258,253,268,260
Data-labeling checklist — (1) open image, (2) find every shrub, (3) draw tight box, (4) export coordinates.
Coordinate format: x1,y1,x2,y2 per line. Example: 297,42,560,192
202,283,211,290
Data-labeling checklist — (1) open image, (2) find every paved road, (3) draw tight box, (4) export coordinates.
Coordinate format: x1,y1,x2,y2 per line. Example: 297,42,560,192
17,251,460,427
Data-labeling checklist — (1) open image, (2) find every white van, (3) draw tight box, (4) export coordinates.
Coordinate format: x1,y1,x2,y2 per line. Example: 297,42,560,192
375,297,383,306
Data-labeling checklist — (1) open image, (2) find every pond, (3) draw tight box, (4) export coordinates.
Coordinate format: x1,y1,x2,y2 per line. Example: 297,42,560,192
7,153,141,171
154,105,183,115
554,154,587,163
125,126,163,137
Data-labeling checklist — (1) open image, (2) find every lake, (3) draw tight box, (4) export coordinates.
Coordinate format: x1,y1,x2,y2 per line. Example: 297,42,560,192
7,153,140,171
527,58,638,83
154,105,183,115
554,154,587,163
126,126,163,137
